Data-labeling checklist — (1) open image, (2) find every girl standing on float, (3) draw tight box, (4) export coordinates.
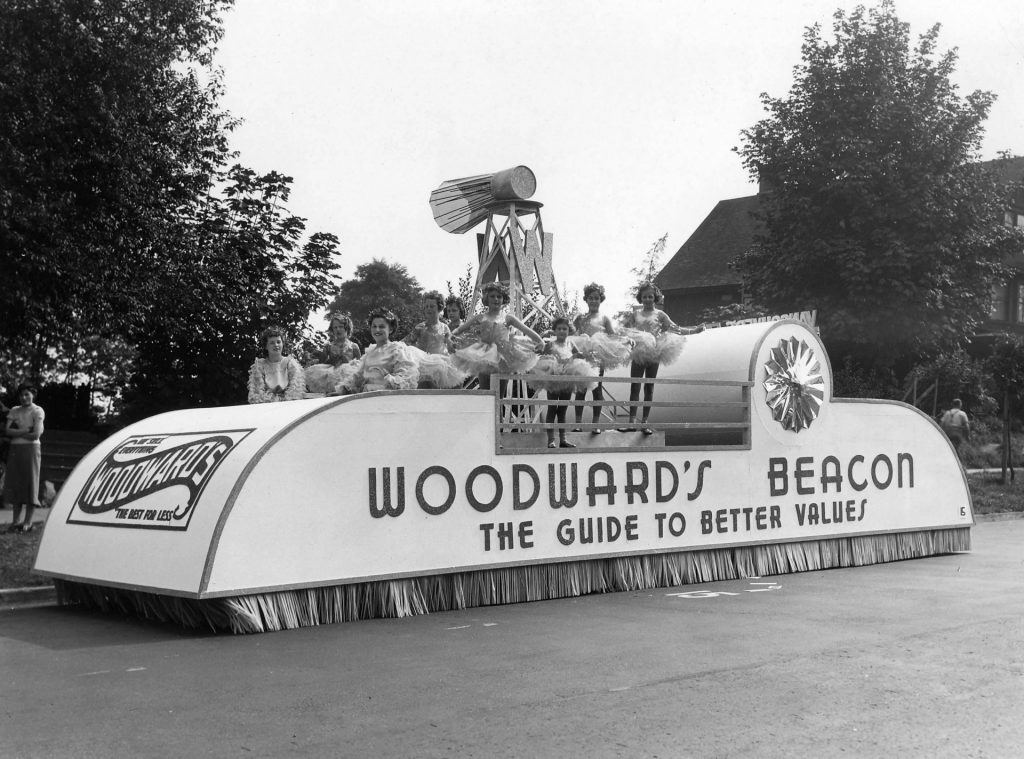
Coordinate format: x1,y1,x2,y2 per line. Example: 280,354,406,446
451,282,543,392
620,282,704,434
248,325,306,403
334,308,419,393
571,282,632,433
304,313,362,394
444,295,466,333
445,294,477,351
402,291,464,388
534,317,595,448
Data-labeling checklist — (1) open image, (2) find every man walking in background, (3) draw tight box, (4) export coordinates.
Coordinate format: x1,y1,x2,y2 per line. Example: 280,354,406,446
941,398,971,456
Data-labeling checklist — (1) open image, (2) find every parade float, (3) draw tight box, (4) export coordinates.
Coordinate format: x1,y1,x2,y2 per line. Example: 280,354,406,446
33,168,972,633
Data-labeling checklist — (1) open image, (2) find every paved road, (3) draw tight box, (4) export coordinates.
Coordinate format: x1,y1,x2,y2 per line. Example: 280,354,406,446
2,520,1023,758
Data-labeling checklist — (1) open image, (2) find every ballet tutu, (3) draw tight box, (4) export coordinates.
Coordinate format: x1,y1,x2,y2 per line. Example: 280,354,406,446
529,355,560,390
453,342,501,375
556,357,597,392
501,334,540,374
584,332,633,368
450,328,477,350
363,365,419,392
304,363,338,394
654,332,686,366
530,355,595,393
407,346,467,388
567,334,593,359
331,360,362,394
622,329,658,366
622,329,685,367
454,337,539,376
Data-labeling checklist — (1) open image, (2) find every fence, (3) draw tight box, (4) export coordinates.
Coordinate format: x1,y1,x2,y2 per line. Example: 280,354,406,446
492,373,753,454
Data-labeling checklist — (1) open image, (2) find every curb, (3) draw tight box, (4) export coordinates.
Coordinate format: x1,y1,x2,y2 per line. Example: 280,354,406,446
0,584,56,608
975,511,1024,522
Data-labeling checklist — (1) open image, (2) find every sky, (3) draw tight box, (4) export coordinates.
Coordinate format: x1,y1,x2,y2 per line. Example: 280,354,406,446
215,0,1024,318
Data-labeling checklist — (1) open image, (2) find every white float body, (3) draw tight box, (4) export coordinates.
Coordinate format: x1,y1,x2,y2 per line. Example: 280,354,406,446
34,320,972,598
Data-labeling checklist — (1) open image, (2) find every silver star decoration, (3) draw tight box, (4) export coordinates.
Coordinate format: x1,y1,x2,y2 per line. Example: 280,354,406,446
763,337,825,432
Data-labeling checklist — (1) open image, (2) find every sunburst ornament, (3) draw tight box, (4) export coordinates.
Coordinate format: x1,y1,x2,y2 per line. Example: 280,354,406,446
763,337,825,432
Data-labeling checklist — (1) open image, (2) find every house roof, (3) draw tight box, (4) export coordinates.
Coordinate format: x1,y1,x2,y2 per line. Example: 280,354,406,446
981,155,1024,185
655,195,759,291
981,156,1024,208
657,156,1024,293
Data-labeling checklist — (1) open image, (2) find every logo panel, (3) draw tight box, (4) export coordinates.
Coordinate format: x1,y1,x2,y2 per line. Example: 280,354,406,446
67,429,254,530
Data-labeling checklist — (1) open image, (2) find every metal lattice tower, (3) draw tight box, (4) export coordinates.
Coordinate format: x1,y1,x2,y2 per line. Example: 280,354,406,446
429,166,563,324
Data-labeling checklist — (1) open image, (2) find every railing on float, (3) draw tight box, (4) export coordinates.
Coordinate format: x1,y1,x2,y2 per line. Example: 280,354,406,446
491,373,753,454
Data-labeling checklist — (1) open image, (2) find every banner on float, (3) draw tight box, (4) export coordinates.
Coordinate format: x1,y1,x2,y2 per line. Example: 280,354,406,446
67,429,254,530
719,310,817,328
198,396,971,594
324,445,962,580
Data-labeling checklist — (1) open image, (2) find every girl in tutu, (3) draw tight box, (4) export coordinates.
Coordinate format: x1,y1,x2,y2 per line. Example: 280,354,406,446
334,308,418,394
445,295,477,350
248,325,306,403
451,282,543,391
403,291,465,388
571,282,631,433
534,318,594,448
304,313,362,394
620,282,704,434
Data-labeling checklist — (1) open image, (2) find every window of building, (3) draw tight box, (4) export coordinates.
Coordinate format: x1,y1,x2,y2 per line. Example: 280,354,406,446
1005,210,1024,228
991,283,1008,321
1016,283,1024,323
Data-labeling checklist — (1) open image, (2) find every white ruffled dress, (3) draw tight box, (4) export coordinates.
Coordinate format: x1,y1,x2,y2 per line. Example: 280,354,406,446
621,310,686,368
334,342,419,393
531,340,596,393
453,315,539,376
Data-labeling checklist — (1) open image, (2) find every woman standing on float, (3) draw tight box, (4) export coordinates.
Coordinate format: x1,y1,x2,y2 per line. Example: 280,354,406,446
571,282,632,433
451,282,543,392
620,282,704,434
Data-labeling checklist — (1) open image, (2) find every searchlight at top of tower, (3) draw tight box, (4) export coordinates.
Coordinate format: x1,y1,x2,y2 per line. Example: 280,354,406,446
429,166,538,234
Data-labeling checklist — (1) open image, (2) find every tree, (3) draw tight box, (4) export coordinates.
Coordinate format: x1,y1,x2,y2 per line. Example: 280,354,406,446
447,264,475,312
903,348,990,416
1,1,342,422
630,234,668,297
121,169,340,419
984,334,1024,483
735,2,1022,367
329,260,423,346
616,234,669,323
698,302,768,326
0,0,236,375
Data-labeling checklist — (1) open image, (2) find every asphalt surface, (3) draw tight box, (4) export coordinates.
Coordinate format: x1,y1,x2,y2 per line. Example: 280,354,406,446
1,519,1023,759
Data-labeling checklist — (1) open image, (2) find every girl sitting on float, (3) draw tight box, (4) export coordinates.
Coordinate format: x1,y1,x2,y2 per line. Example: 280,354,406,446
619,282,704,434
332,308,419,394
571,282,632,433
304,313,362,394
451,282,543,391
248,325,306,404
402,290,465,388
533,317,595,448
